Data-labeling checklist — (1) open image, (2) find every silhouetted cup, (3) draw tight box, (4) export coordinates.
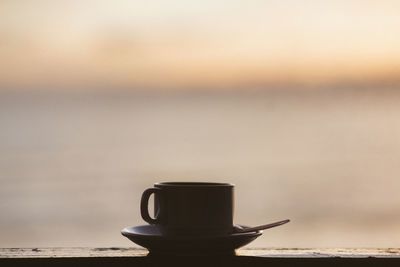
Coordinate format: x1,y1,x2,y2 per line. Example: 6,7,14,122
140,182,234,236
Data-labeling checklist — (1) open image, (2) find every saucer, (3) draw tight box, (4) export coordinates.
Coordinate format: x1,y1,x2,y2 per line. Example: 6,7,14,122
121,225,262,256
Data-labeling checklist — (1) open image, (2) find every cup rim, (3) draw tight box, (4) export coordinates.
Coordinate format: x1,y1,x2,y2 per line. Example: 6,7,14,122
155,182,234,187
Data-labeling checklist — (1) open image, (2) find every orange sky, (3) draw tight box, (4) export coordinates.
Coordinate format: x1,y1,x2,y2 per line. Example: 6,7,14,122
1,0,400,91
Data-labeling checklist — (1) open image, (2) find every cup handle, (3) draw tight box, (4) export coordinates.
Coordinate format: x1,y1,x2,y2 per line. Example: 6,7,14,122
140,187,161,224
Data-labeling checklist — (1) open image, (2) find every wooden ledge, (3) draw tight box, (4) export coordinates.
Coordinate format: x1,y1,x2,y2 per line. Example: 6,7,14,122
1,247,400,258
1,247,400,267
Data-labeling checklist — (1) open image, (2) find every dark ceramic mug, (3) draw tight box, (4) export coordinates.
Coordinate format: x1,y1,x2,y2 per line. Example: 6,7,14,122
141,182,234,236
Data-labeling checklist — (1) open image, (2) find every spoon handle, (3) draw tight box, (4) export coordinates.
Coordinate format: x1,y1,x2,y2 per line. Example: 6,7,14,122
236,219,290,233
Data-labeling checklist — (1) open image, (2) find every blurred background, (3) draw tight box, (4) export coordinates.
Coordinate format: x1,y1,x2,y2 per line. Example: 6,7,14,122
1,0,400,248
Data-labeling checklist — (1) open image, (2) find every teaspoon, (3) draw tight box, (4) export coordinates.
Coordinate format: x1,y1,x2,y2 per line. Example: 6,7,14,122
233,219,290,233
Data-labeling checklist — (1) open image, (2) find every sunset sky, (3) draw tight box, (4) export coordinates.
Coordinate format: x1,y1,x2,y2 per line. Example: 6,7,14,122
1,0,400,91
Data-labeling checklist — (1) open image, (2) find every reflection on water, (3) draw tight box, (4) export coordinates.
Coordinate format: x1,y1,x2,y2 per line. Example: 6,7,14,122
1,89,400,247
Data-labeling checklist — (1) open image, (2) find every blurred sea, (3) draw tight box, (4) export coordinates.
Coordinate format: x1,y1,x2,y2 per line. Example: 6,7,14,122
1,88,400,248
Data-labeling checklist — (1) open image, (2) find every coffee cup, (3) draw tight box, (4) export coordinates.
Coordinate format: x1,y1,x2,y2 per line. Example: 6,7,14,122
140,182,234,236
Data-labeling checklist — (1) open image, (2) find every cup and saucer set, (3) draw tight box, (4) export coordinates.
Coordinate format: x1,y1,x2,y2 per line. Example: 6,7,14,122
121,182,289,256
